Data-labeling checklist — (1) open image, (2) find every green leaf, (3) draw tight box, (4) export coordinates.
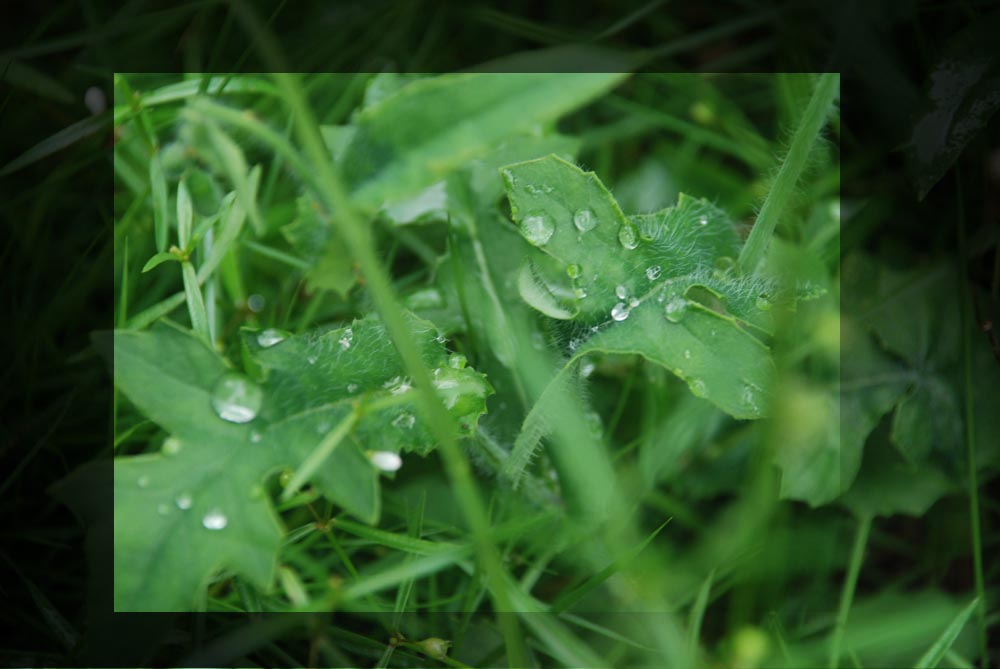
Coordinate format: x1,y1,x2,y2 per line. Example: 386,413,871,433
176,178,193,248
0,113,108,176
141,251,179,273
109,313,491,611
905,10,1000,199
339,73,627,212
500,154,776,417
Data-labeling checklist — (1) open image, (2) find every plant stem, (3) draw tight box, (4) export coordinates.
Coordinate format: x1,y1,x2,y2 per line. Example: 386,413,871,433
828,514,871,669
739,72,839,273
227,4,527,666
955,170,988,665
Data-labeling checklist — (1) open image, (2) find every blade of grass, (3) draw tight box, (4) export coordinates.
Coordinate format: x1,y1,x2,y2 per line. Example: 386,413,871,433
149,148,169,252
955,170,988,665
739,72,839,273
687,568,715,667
280,411,358,501
226,6,528,665
914,597,980,669
181,261,210,343
0,113,108,176
828,514,871,669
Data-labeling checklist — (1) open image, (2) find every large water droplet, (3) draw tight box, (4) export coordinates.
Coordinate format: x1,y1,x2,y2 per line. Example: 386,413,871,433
175,493,193,510
370,450,402,472
521,212,554,246
618,224,639,250
645,265,662,281
257,328,287,348
202,509,228,530
611,302,630,321
211,373,263,424
615,285,627,300
573,208,597,232
664,296,688,323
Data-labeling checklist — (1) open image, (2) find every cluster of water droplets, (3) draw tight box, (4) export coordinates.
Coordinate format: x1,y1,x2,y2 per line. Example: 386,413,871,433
610,284,641,322
338,327,354,350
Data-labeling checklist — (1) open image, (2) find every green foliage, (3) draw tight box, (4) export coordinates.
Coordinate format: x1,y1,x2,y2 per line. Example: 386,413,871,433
108,313,491,610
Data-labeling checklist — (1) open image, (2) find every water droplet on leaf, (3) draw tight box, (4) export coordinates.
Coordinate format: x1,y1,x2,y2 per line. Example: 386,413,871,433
698,215,708,226
521,212,554,246
690,378,707,397
611,302,630,321
664,296,688,323
370,451,402,472
157,503,170,516
257,328,286,348
250,430,263,443
573,208,597,232
137,475,149,488
162,438,182,456
211,373,263,424
755,294,772,311
615,285,627,300
202,509,228,530
645,265,662,281
338,327,353,350
566,263,581,279
175,493,193,510
448,353,467,369
618,224,639,250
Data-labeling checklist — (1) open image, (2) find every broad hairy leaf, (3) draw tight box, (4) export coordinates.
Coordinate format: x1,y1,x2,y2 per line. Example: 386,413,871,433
501,154,776,416
109,313,491,611
337,73,627,212
496,154,778,484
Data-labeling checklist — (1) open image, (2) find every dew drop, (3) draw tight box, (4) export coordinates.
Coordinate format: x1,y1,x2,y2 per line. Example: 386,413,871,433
202,509,228,530
370,450,403,472
645,265,662,281
162,437,182,456
250,430,263,443
573,208,597,232
690,378,707,397
664,295,688,323
698,215,708,226
257,328,286,348
742,385,760,412
684,349,692,360
618,224,639,250
615,285,628,300
137,475,150,488
755,295,772,311
157,503,170,516
611,302,630,321
392,413,416,429
346,383,359,393
448,353,467,369
580,358,596,378
338,327,354,350
566,263,582,279
574,286,588,299
175,493,193,510
307,355,318,365
521,212,554,246
628,297,640,308
211,373,263,424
